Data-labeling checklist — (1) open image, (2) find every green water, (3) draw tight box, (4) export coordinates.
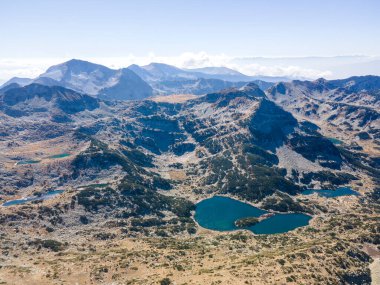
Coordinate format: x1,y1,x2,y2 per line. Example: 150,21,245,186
48,153,70,159
16,160,41,165
302,187,359,198
327,138,343,145
194,196,311,234
81,183,109,188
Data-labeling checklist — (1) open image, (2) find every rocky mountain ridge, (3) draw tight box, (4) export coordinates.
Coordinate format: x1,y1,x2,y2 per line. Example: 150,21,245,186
268,76,380,154
1,59,278,99
0,79,378,285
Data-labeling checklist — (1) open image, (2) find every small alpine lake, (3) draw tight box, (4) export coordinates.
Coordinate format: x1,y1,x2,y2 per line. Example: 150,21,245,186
302,187,360,198
194,196,312,235
47,153,71,159
327,137,343,145
15,153,71,166
2,190,64,207
16,160,41,165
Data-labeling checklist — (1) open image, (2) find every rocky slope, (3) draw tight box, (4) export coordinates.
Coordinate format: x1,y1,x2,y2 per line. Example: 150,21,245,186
0,81,378,284
267,76,380,155
0,83,100,119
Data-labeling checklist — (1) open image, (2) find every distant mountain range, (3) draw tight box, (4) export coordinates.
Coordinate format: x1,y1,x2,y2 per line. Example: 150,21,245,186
1,59,282,100
128,62,276,82
128,62,275,95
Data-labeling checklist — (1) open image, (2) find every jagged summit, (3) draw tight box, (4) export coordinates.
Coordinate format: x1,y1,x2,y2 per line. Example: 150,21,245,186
288,75,380,94
328,75,380,93
267,76,380,144
243,82,267,95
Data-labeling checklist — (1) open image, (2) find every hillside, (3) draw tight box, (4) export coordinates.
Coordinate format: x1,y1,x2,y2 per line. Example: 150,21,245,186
0,81,378,284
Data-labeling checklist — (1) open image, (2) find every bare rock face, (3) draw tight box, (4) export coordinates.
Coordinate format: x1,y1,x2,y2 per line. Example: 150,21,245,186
267,76,380,141
0,83,99,116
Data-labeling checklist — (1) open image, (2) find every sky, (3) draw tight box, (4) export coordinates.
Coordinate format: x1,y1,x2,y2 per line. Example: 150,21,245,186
1,0,379,82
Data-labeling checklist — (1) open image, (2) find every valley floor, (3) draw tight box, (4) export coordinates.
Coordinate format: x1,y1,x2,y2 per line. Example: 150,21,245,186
0,195,379,285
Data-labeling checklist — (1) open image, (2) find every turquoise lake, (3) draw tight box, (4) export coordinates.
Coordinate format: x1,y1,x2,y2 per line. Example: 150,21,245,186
16,160,41,165
48,153,70,159
2,190,64,207
327,138,343,145
249,213,312,234
194,196,311,234
302,187,360,198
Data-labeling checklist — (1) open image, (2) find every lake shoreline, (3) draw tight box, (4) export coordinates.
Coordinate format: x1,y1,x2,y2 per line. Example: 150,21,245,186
194,195,312,235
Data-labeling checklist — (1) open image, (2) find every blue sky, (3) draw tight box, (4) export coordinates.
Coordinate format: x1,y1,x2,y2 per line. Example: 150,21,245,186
2,0,379,57
0,0,379,81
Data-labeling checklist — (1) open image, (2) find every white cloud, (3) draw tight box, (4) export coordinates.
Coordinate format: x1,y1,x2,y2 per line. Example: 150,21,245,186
0,58,61,84
237,64,332,78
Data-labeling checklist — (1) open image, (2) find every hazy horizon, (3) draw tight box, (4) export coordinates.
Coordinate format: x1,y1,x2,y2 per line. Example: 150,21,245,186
1,54,380,84
1,0,379,83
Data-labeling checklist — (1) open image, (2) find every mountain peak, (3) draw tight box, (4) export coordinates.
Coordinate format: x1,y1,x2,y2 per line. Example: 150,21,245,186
66,58,89,64
44,59,112,75
142,62,184,73
241,82,267,97
314,78,327,83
